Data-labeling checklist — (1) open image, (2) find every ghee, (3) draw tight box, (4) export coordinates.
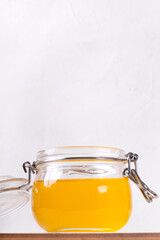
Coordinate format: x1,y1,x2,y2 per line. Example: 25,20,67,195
31,178,131,232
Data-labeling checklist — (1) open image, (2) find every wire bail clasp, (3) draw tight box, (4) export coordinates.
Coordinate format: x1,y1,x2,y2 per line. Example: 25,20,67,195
0,162,36,193
123,152,158,203
22,161,36,190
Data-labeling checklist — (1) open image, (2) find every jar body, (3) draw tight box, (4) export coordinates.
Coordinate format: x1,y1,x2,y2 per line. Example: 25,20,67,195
31,157,132,232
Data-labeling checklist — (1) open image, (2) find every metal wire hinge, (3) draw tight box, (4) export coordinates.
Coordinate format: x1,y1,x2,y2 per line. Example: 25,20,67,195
123,152,158,203
0,162,36,193
22,161,36,190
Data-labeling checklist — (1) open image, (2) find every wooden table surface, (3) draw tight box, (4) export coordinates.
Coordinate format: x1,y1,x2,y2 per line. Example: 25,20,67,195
0,233,160,240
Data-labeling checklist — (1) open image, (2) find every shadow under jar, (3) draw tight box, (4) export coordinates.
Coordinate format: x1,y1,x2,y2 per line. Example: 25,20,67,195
29,146,157,233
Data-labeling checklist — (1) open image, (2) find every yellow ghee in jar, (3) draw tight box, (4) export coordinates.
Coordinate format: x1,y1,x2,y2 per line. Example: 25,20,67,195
31,177,131,232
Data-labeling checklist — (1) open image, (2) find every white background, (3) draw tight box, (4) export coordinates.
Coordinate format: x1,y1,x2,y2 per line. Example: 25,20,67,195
0,0,160,233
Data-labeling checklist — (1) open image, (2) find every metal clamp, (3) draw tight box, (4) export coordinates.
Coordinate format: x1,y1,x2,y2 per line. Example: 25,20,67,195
123,152,158,203
0,162,35,193
22,161,36,190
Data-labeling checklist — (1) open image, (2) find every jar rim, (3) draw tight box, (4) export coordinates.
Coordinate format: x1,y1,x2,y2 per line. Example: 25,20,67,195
35,146,127,167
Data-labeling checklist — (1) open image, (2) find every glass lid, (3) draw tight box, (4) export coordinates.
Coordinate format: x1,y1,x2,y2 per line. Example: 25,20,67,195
0,176,30,217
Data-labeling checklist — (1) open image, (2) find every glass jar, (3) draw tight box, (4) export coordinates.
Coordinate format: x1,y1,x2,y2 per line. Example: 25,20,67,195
0,146,158,232
32,147,131,232
30,146,157,232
